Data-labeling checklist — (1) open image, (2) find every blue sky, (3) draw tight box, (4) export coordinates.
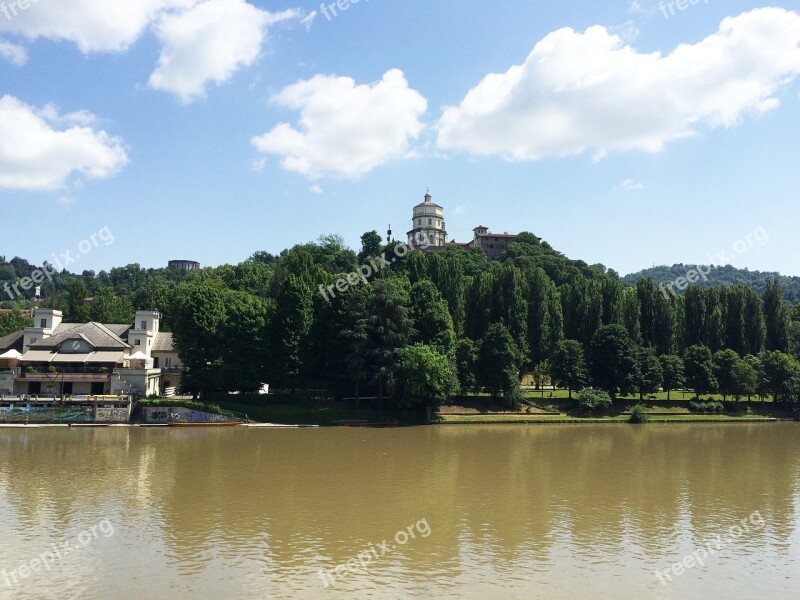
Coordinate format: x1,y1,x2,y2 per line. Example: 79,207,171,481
1,0,799,276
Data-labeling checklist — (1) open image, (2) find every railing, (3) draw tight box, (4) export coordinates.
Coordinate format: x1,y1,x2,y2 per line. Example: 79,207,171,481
20,372,110,382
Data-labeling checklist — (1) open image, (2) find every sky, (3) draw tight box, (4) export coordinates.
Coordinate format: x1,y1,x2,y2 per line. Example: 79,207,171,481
1,0,799,277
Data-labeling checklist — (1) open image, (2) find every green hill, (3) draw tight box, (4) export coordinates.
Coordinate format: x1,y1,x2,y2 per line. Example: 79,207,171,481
623,264,800,303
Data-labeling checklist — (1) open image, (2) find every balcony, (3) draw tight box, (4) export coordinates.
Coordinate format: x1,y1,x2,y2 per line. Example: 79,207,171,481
20,368,111,382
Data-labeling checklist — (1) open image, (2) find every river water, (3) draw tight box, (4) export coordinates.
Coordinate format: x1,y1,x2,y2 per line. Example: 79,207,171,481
0,424,798,599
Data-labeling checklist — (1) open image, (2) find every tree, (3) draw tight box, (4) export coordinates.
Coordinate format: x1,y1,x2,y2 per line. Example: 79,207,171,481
91,286,134,324
713,349,741,400
394,344,459,411
763,279,789,352
589,324,638,398
684,286,706,348
267,274,313,392
464,271,493,342
410,280,455,356
454,338,478,396
359,231,383,262
659,355,685,400
169,283,228,397
759,351,800,404
731,358,758,401
550,340,587,399
476,323,521,406
63,280,91,322
364,279,414,406
684,345,718,398
635,347,663,400
0,309,31,337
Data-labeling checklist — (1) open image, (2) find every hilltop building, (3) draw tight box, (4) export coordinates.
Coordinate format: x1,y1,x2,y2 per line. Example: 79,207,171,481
406,192,518,260
407,191,448,248
168,260,201,271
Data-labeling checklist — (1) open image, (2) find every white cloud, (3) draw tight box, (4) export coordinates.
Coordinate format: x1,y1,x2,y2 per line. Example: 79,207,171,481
0,0,200,53
309,185,323,194
0,95,128,191
252,69,427,179
437,8,800,161
148,0,301,103
620,178,643,192
0,40,27,65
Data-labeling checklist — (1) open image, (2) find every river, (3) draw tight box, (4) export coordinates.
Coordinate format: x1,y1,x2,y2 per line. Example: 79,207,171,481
0,424,798,599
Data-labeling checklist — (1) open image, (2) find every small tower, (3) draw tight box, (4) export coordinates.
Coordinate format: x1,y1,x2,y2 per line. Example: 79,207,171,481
407,191,448,248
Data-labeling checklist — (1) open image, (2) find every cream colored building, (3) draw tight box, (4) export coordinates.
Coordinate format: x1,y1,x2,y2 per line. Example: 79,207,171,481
0,308,177,398
407,192,448,248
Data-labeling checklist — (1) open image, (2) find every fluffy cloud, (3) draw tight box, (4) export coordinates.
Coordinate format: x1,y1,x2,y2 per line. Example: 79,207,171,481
0,40,27,65
437,8,800,161
148,0,300,103
0,0,300,102
0,96,128,191
251,69,427,179
0,0,198,53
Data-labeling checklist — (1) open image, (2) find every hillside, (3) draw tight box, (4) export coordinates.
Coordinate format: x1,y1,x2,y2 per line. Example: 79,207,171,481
623,264,800,303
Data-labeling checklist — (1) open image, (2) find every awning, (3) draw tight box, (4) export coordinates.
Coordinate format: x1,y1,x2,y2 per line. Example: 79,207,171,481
0,349,21,359
127,351,149,361
20,350,55,363
87,351,124,363
51,353,91,364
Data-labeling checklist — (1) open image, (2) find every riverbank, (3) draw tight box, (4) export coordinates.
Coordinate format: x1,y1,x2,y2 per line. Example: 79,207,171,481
134,394,795,427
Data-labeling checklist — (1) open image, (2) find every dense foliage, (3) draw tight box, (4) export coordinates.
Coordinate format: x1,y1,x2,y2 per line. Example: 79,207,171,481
3,232,800,407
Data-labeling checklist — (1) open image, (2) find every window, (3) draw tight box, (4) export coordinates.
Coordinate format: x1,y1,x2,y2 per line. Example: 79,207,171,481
141,321,147,330
40,319,47,328
153,357,159,368
165,357,172,368
135,340,141,346
428,219,432,226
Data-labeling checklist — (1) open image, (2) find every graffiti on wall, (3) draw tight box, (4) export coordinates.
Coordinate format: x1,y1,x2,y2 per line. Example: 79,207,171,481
143,407,236,423
95,407,129,422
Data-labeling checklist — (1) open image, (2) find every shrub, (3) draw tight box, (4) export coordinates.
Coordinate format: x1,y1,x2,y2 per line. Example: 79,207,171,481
629,403,649,423
689,400,724,413
575,388,612,411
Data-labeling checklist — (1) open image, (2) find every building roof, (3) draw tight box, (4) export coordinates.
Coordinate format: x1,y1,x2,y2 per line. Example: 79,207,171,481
152,332,174,352
0,331,24,353
477,233,518,239
30,322,132,350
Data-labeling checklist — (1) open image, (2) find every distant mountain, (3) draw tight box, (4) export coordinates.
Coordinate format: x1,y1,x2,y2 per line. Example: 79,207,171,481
623,264,800,303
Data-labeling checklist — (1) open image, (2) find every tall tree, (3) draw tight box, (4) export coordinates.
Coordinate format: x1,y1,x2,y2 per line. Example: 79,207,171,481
763,279,789,352
365,278,414,405
684,286,706,348
477,323,521,406
410,280,456,356
267,274,313,392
